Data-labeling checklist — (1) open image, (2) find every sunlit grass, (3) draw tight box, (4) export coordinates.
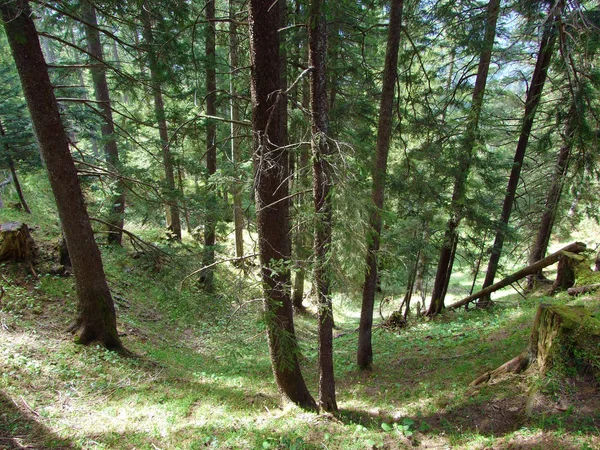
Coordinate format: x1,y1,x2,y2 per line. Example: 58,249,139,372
1,177,599,449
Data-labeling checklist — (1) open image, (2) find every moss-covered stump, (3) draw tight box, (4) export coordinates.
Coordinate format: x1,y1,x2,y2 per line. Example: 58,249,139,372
472,304,600,386
0,222,36,262
529,304,600,378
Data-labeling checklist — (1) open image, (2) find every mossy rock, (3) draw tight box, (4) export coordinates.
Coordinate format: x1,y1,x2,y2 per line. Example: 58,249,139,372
529,304,600,379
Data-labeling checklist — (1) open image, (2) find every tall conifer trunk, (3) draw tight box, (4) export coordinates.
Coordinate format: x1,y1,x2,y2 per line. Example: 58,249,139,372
427,0,501,316
309,0,337,412
1,0,122,350
480,6,560,304
229,0,244,258
528,102,577,283
81,0,125,246
357,0,404,369
249,0,316,410
141,1,182,240
201,0,217,289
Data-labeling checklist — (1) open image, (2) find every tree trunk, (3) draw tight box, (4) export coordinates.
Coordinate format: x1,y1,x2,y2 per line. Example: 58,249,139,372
1,0,123,350
249,0,316,411
449,241,586,310
201,0,217,290
229,0,244,258
427,0,501,316
480,7,560,304
141,2,181,240
292,145,310,311
81,0,125,246
309,0,337,412
528,103,577,285
0,119,31,214
357,0,404,370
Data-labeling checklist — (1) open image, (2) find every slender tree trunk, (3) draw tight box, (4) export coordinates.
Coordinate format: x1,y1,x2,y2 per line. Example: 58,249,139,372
357,0,404,370
426,0,501,316
229,0,244,258
309,0,337,412
201,0,217,289
2,0,122,350
7,158,31,214
141,2,181,240
249,0,316,411
0,120,31,214
292,145,310,310
528,103,577,284
82,0,125,246
480,8,560,304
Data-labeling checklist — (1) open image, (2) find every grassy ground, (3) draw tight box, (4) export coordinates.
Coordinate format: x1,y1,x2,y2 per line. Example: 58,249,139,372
1,178,599,449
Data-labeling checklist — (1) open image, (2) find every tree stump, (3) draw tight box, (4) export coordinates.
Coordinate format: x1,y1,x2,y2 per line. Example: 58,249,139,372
0,222,36,262
529,304,600,378
550,251,585,293
472,303,600,385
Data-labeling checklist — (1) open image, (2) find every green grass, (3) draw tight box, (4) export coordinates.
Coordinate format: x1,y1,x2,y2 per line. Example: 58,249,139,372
1,173,599,449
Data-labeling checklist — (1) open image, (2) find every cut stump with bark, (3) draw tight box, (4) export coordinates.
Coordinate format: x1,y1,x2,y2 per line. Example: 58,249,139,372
472,303,600,386
0,222,36,262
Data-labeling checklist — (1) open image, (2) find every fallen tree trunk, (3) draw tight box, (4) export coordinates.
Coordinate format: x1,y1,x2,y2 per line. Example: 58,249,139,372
472,303,600,386
449,242,586,310
568,284,600,296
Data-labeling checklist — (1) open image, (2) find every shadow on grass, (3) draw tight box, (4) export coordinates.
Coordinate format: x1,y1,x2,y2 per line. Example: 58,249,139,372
0,391,73,449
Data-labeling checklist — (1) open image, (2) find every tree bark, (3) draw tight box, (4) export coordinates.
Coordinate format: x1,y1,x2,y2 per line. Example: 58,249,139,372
480,6,560,304
528,103,577,285
309,0,337,412
249,0,316,411
141,2,181,240
229,0,244,258
357,0,404,370
81,0,125,246
1,0,123,350
449,242,586,310
0,222,36,262
201,0,217,290
427,0,501,316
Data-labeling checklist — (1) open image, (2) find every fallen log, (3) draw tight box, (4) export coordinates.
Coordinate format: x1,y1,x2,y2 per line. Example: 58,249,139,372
471,303,600,386
567,284,600,296
449,242,587,310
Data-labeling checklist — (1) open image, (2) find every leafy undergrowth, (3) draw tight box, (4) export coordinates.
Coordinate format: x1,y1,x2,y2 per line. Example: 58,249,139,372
1,192,599,449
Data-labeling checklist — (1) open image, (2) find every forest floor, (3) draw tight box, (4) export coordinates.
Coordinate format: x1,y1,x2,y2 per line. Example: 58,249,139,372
1,188,600,449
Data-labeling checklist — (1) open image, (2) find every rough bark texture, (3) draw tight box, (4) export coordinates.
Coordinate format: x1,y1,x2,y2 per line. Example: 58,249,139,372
249,0,316,411
0,222,36,262
480,8,559,304
229,0,244,258
2,1,122,350
141,2,181,240
201,0,217,290
449,242,586,310
472,303,600,385
427,0,500,316
358,0,404,369
81,0,125,246
309,0,337,412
